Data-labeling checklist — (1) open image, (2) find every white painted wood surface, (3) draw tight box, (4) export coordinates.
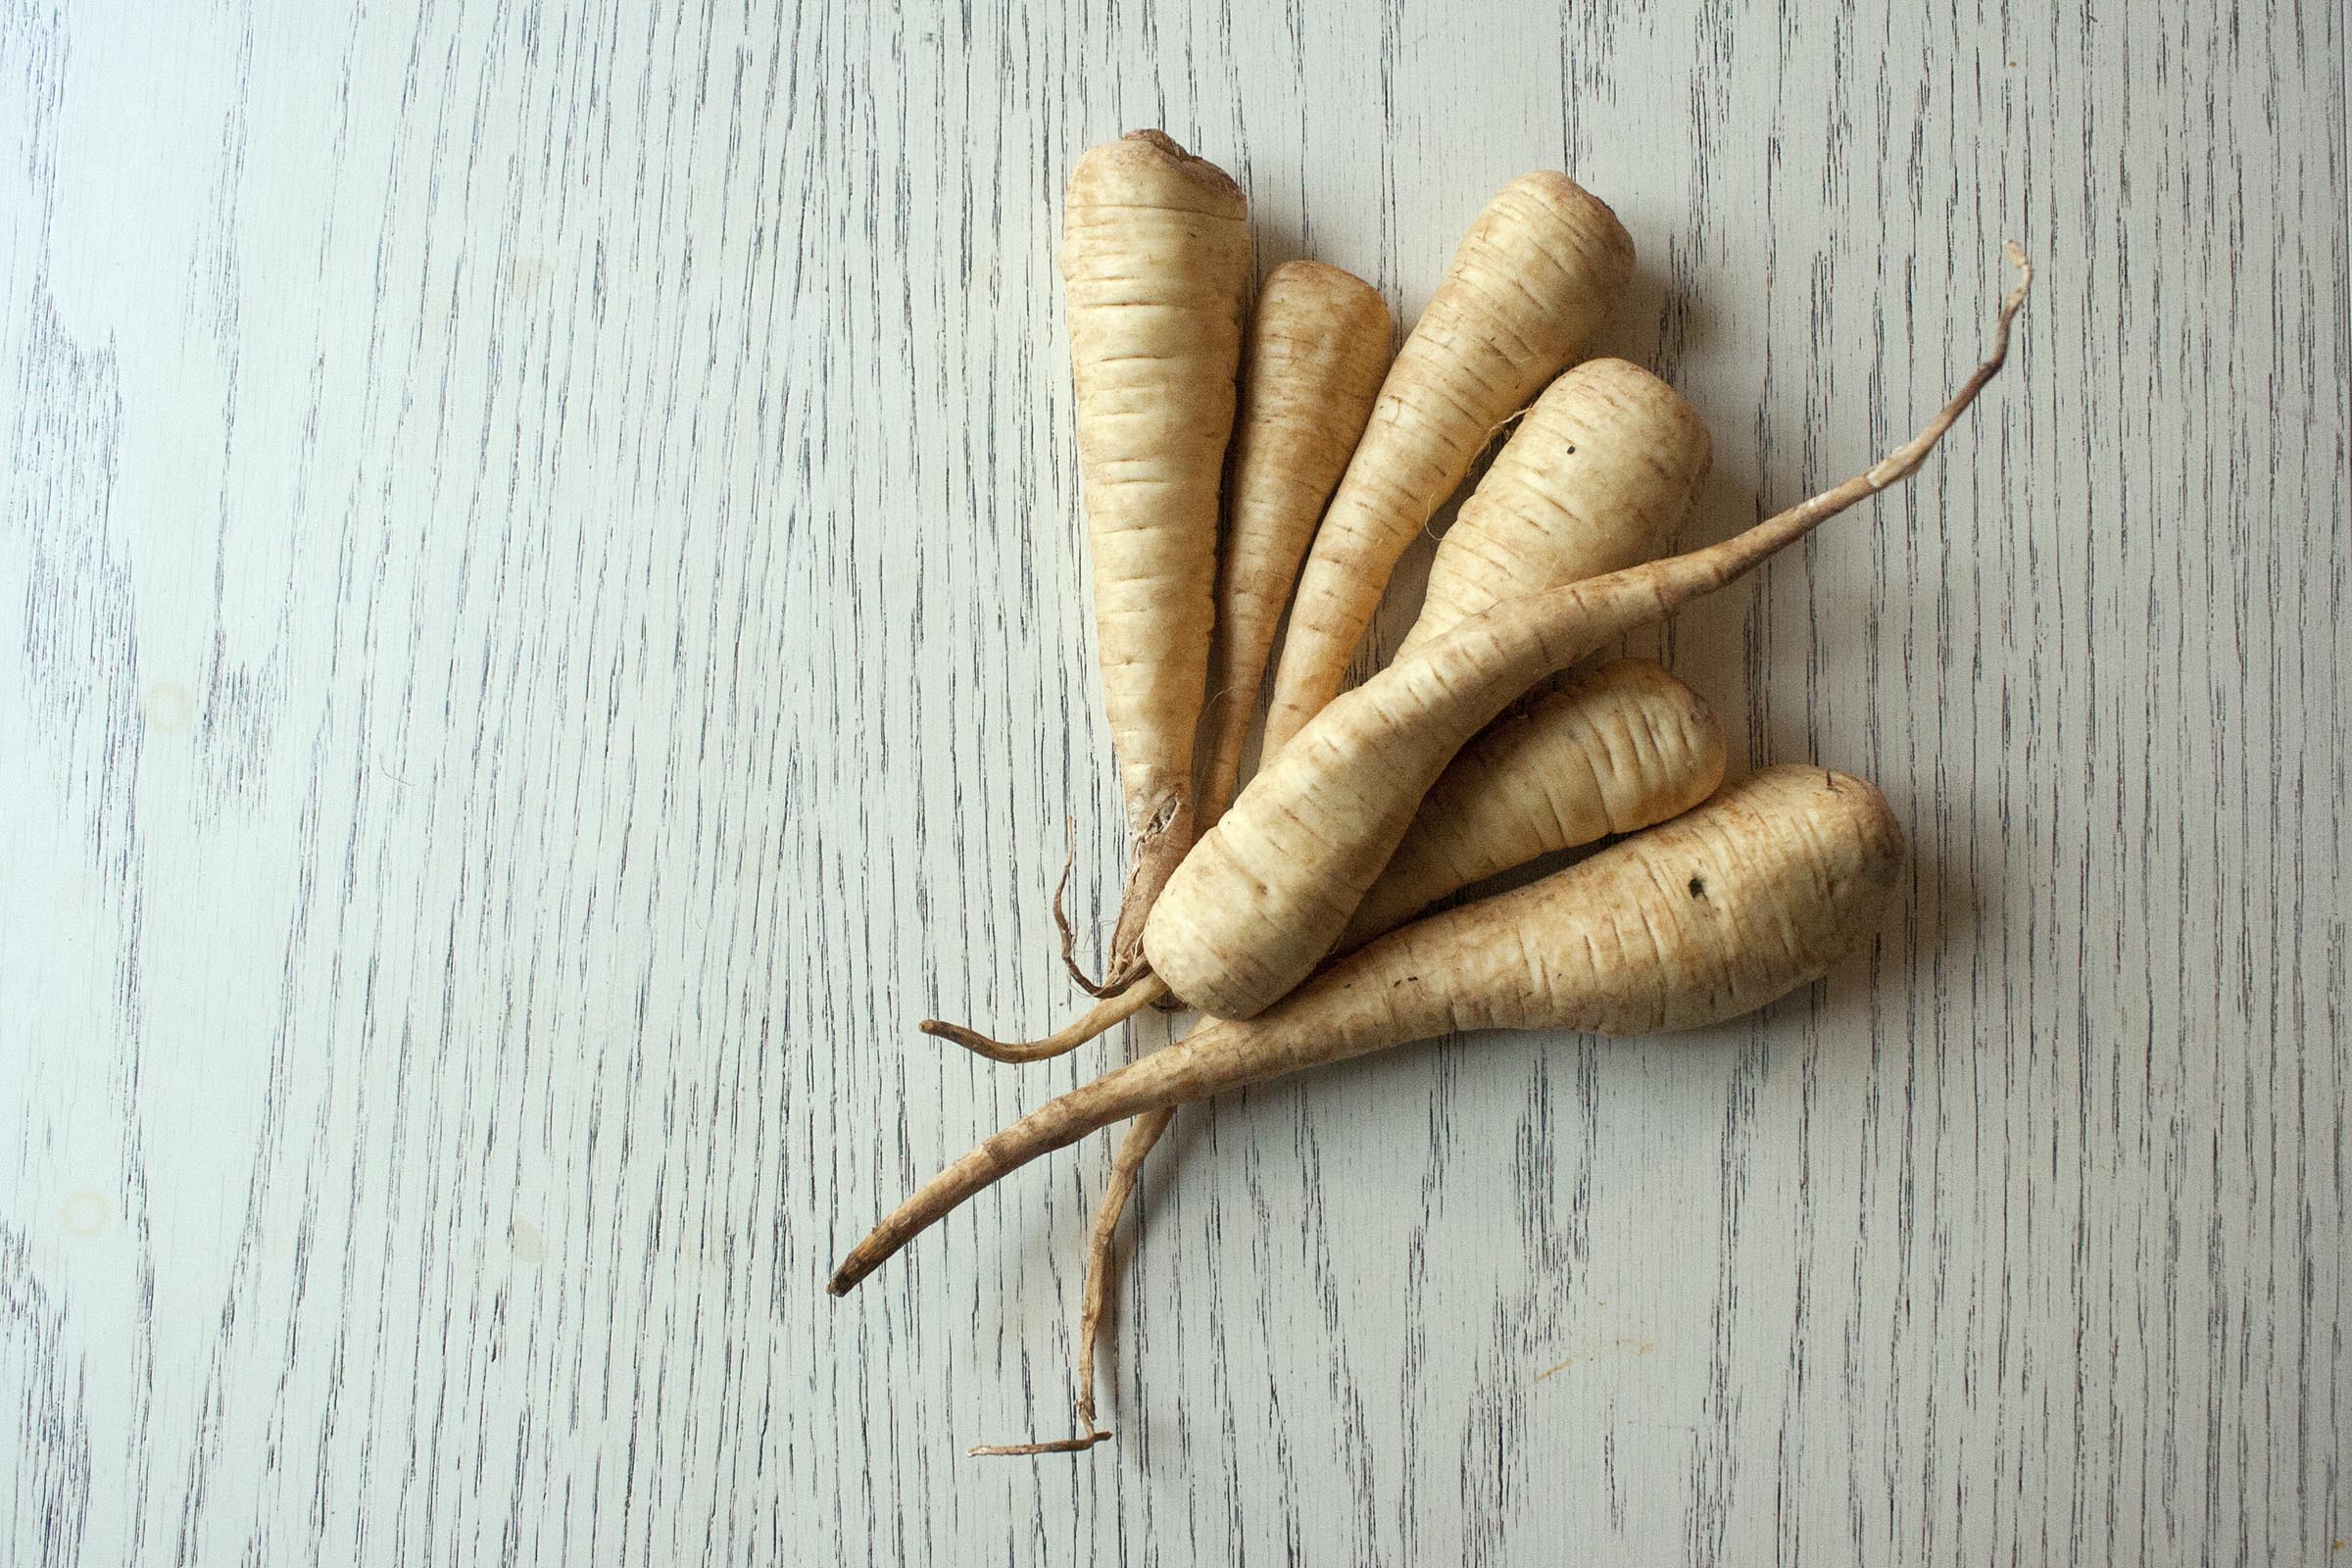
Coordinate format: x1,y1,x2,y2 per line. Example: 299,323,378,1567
3,0,2346,1561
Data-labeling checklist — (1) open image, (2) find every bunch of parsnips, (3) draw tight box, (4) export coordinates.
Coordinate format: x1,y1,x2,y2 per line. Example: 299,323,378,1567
831,129,2030,1457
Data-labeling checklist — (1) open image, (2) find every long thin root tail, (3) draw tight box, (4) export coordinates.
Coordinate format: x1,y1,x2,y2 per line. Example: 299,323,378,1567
1860,242,2032,491
1075,1108,1175,1433
1630,244,2034,617
826,1049,1182,1296
964,1105,1174,1457
921,974,1169,1064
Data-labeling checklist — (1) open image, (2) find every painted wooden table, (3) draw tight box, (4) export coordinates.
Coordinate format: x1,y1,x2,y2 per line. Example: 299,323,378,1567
4,2,2345,1562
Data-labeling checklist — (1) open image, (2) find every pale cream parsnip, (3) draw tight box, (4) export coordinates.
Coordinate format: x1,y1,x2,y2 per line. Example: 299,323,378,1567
1060,130,1252,991
1260,172,1635,755
834,765,1909,1298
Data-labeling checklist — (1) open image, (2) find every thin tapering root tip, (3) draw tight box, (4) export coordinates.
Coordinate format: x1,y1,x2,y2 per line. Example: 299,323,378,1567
1073,1108,1175,1445
1052,831,1119,998
920,975,1168,1065
828,1242,885,1295
916,1017,1020,1056
919,1014,1057,1063
2001,239,2033,290
825,1068,1160,1295
1857,244,2033,491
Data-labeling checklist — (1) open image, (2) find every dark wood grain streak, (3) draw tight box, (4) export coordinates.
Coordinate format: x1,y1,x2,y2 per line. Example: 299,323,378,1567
0,0,2344,1563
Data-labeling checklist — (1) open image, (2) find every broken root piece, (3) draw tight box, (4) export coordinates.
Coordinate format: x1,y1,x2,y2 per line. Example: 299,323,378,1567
1051,827,1120,998
967,1429,1110,1458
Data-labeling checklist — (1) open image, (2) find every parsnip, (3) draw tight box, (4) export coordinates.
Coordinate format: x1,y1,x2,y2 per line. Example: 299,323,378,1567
1060,130,1252,992
832,764,1908,1297
1336,658,1726,948
1259,173,1635,755
1199,262,1395,828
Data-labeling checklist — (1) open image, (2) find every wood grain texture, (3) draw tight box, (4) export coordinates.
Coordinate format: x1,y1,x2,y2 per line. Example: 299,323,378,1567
2,0,2345,1562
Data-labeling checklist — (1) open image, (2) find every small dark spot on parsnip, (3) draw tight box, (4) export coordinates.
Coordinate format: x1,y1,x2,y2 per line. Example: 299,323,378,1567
1562,443,1577,454
1688,874,1706,899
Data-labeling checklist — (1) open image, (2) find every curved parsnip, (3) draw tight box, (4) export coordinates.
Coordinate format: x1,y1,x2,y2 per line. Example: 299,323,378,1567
1062,130,1252,990
1259,173,1634,756
1145,253,2029,1020
1337,659,1726,948
831,765,1907,1296
1396,359,1712,658
925,661,1719,1063
1199,262,1395,827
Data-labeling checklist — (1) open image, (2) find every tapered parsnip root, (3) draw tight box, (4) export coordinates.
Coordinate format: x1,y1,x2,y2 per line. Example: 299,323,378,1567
994,265,1390,1432
1261,173,1636,755
1396,358,1712,658
830,765,1907,1296
928,661,1719,1062
1337,658,1727,947
1060,130,1252,993
1199,263,1396,827
1144,247,2030,1021
984,264,1389,1447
